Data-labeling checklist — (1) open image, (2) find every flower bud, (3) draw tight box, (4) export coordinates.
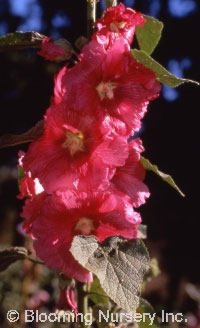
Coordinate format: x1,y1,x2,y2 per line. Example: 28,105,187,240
38,37,73,62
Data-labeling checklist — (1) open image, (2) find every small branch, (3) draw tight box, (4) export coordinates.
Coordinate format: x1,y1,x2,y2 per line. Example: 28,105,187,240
104,0,117,9
0,120,44,149
87,0,97,39
27,257,44,265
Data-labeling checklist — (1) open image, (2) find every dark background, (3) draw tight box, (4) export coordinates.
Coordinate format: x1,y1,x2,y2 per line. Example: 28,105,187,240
0,0,199,313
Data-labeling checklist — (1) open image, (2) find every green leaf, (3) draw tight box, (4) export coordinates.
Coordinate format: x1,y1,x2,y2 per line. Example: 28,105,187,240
0,120,44,149
137,224,147,239
144,258,160,282
93,305,111,328
136,15,163,55
0,31,45,51
141,156,185,197
89,276,110,307
104,0,117,9
0,247,29,272
138,298,160,328
70,235,150,313
132,49,199,87
17,165,25,191
18,166,25,180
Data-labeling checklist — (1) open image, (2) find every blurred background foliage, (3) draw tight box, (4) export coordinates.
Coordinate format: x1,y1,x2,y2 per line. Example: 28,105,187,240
0,0,200,326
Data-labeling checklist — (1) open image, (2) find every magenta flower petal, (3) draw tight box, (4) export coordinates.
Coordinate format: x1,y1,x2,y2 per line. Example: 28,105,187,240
23,103,129,193
111,138,150,207
21,189,140,282
94,3,146,48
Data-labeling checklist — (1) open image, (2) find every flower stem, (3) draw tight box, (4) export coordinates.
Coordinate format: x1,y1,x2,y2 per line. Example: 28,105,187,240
87,0,97,39
77,282,90,328
104,0,118,9
27,256,44,265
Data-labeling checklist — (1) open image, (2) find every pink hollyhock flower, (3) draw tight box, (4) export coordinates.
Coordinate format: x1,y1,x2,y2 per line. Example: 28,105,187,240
17,151,44,199
57,286,78,313
111,138,150,208
23,103,129,193
54,66,67,105
54,39,160,135
21,189,141,282
94,3,145,48
38,37,72,62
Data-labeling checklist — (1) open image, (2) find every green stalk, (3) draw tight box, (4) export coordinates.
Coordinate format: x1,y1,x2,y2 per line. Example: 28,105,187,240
104,0,118,9
77,282,90,328
87,0,97,39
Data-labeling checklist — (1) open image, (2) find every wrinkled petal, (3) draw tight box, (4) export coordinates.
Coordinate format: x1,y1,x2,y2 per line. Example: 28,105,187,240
94,3,145,48
23,104,128,193
54,39,160,136
21,189,140,282
111,138,150,207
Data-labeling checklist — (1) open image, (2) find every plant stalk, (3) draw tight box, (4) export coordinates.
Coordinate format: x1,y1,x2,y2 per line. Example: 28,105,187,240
77,282,90,328
87,0,97,39
104,0,118,9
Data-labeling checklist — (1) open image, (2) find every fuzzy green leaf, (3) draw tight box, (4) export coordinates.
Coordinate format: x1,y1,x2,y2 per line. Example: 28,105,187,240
141,156,185,197
0,31,45,51
89,276,110,307
0,120,44,149
93,305,111,328
70,235,150,313
136,15,163,55
137,224,147,239
17,165,25,191
0,247,29,272
138,299,160,328
104,0,117,9
144,258,161,282
132,49,199,87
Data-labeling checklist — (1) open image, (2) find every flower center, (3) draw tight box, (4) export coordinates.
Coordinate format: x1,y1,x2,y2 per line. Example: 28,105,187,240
62,131,84,156
96,81,117,101
75,217,94,235
110,21,127,32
